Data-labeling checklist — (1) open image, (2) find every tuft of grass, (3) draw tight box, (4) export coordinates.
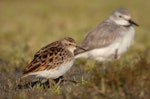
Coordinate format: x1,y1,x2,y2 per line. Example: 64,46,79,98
50,86,61,94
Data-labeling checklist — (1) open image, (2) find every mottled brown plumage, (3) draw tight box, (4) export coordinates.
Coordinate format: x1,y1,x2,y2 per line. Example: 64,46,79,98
23,47,72,74
22,37,82,79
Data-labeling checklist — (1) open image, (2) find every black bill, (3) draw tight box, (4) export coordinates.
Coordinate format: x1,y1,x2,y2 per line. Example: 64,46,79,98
129,20,139,26
76,46,87,51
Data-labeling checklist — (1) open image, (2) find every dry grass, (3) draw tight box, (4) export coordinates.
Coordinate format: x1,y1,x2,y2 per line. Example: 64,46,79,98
0,0,150,99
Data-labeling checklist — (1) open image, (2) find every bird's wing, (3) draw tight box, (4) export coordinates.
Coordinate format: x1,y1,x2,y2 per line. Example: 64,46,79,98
22,45,67,77
75,20,122,55
34,41,61,56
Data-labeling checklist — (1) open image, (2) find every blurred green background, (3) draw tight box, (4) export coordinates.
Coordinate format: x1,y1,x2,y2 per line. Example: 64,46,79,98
0,0,149,61
0,0,149,98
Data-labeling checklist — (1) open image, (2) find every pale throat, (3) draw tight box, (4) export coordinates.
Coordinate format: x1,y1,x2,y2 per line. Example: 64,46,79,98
115,20,130,26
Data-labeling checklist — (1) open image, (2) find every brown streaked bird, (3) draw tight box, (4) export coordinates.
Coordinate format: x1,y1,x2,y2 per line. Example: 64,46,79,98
22,37,85,80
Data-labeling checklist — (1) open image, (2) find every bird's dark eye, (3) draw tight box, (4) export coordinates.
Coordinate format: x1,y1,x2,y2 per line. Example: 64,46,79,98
119,15,122,18
69,43,72,45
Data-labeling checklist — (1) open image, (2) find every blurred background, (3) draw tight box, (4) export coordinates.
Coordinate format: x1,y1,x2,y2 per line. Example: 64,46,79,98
0,0,149,98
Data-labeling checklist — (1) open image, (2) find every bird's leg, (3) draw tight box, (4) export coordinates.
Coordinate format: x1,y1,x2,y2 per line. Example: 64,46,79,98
58,76,78,84
38,78,48,88
48,78,56,88
53,76,77,89
54,76,63,83
100,62,107,93
63,78,78,84
114,49,118,60
55,76,64,87
46,76,65,88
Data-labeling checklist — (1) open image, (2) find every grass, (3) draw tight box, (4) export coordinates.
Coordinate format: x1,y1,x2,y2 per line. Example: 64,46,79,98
0,0,150,99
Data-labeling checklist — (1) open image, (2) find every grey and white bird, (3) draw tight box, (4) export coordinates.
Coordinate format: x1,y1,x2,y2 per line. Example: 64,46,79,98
75,8,139,93
75,8,139,62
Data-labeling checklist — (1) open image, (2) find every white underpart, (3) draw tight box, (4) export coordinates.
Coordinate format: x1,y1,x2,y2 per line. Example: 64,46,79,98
75,27,135,62
115,19,130,26
28,59,74,79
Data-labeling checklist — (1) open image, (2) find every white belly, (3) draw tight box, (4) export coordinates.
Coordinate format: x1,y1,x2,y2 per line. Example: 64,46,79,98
117,27,135,56
75,27,135,62
29,60,74,79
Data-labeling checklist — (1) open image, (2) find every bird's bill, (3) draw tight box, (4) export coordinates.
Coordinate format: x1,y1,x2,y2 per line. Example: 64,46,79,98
76,46,87,51
129,20,139,26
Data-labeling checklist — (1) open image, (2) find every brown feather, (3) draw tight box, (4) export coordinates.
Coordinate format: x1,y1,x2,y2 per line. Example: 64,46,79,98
22,46,73,77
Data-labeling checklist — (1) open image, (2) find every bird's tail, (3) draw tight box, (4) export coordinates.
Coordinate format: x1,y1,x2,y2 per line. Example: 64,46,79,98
21,73,30,79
